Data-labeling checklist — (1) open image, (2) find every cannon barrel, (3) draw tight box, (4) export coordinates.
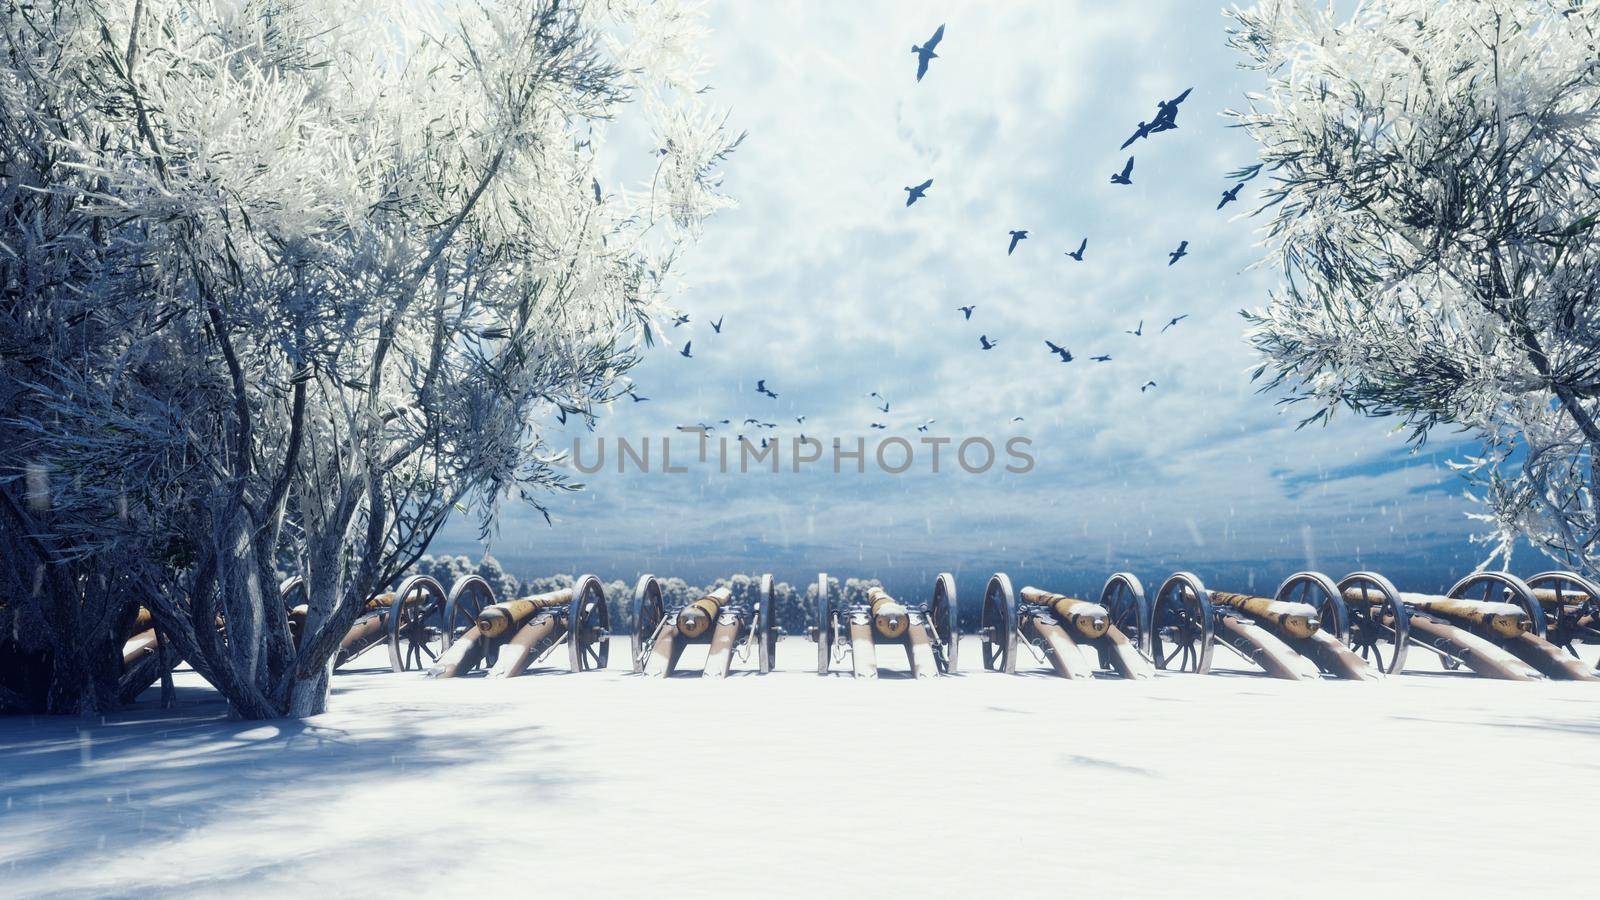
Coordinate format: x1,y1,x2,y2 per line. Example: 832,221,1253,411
476,588,575,639
1210,592,1319,639
1019,587,1110,639
1344,589,1527,638
677,587,733,639
1532,588,1594,606
866,587,909,640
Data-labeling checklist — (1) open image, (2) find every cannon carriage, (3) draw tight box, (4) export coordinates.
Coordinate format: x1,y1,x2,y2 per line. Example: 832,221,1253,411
809,573,957,678
977,573,1154,679
282,574,483,674
1147,571,1378,680
1525,571,1600,669
427,575,609,678
630,574,779,677
1321,571,1598,680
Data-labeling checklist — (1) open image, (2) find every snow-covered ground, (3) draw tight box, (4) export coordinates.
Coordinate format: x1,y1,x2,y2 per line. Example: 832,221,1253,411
3,636,1596,899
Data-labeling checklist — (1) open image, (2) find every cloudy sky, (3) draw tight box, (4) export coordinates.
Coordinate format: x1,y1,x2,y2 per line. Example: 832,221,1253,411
433,0,1508,599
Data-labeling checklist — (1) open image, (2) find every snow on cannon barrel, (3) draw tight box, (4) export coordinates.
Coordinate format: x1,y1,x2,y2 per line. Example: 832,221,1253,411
428,575,608,678
631,574,779,678
979,573,1154,679
1331,571,1596,681
812,573,957,678
1149,572,1377,680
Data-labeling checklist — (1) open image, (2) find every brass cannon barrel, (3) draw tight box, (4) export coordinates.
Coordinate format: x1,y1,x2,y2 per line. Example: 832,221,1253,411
1018,587,1110,639
1532,588,1594,606
866,587,909,640
677,587,733,639
1344,589,1527,638
1210,592,1319,639
476,588,575,639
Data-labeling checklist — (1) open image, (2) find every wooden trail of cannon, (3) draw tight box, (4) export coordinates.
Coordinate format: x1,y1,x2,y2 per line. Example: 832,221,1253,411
1147,572,1379,680
1326,571,1597,681
631,576,778,677
810,573,957,678
428,575,608,679
979,573,1154,679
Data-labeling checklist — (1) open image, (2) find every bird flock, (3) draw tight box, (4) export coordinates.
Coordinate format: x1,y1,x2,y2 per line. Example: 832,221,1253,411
649,21,1260,444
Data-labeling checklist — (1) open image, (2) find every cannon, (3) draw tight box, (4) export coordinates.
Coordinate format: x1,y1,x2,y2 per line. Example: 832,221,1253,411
428,575,609,678
1525,571,1600,669
810,573,956,678
977,573,1153,678
631,575,779,677
1323,571,1598,680
282,573,492,674
1148,571,1378,680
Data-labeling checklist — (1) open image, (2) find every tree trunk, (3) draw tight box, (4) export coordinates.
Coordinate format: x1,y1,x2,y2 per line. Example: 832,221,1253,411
286,663,332,717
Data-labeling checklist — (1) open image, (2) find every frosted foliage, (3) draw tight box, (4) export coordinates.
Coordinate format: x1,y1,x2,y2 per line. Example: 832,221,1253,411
0,0,738,716
1228,1,1600,574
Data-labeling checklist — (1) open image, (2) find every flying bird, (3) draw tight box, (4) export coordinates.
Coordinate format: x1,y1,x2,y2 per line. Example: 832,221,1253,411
556,408,568,425
905,178,933,206
1120,121,1152,149
671,313,690,327
979,335,998,350
1110,157,1134,185
1011,416,1025,423
1125,320,1143,337
1168,241,1189,265
916,419,936,432
869,391,883,399
1161,314,1188,333
628,393,649,402
1150,87,1193,131
1217,182,1244,210
711,315,724,333
796,415,806,424
1045,340,1073,362
878,402,890,413
743,418,761,425
1007,230,1028,255
1091,354,1112,362
679,341,692,358
912,24,945,82
755,379,778,399
1065,238,1086,261
1140,380,1158,392
958,305,976,319
870,422,888,430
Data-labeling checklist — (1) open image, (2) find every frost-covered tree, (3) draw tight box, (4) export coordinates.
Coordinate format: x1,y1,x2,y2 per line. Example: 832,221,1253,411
0,0,738,716
1229,1,1600,574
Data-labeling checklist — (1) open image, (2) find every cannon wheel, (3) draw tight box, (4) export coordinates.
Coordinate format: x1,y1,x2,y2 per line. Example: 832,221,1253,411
442,575,497,655
1525,571,1600,655
1152,572,1213,673
757,573,778,674
387,575,447,673
980,573,1018,674
631,575,664,674
1333,572,1411,674
567,574,609,672
931,572,959,674
1448,571,1546,638
1098,572,1151,659
1274,571,1349,643
814,573,833,675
